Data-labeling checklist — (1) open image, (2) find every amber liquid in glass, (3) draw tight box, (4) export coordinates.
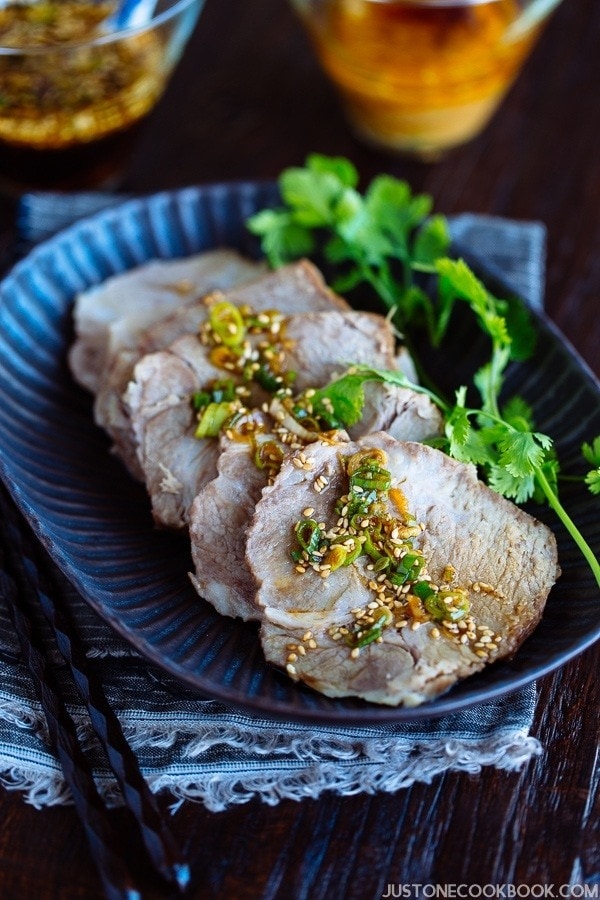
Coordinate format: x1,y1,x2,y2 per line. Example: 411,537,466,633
299,0,541,157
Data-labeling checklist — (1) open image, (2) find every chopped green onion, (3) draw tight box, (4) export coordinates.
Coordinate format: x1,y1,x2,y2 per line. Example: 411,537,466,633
363,533,386,561
349,464,392,493
341,536,364,566
254,440,284,470
412,580,436,601
191,391,211,411
194,401,235,438
348,607,394,648
294,518,322,556
254,363,280,392
211,379,237,402
424,589,470,622
209,301,246,347
323,545,348,571
390,552,424,586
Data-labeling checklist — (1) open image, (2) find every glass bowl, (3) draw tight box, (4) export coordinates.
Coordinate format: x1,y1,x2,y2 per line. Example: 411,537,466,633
291,0,563,158
0,0,205,193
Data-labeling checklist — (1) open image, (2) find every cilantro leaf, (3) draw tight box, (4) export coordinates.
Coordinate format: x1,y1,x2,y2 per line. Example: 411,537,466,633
585,468,600,495
307,365,432,429
412,215,451,268
310,373,369,427
487,464,536,504
501,396,535,431
246,209,314,268
497,429,553,478
306,153,359,188
582,436,600,467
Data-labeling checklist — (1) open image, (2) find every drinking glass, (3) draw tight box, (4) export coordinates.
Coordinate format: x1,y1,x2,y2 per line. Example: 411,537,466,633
290,0,563,159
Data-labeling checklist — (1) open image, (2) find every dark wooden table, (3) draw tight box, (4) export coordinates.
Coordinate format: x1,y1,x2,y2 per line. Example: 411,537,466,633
0,0,599,897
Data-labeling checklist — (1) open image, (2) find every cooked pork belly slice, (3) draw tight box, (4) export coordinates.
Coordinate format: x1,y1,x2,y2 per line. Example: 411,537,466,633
95,259,349,476
189,388,442,623
127,309,402,531
245,434,559,706
69,249,261,395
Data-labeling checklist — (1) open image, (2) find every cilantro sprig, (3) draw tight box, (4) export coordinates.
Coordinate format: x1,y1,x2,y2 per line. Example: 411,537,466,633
247,153,599,590
248,153,452,345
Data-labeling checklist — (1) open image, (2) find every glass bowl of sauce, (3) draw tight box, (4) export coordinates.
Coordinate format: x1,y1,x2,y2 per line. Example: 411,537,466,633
0,0,204,193
291,0,562,158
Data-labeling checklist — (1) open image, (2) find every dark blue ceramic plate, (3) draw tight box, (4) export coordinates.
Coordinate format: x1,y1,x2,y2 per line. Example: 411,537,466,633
0,182,598,725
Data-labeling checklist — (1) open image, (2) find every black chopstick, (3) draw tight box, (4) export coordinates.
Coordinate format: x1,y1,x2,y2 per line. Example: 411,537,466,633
0,489,190,897
0,561,141,900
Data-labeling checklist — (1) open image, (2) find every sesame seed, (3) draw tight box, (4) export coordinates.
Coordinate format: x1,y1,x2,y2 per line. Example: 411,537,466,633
350,648,360,659
286,663,297,675
308,639,317,649
287,653,298,663
295,565,306,574
302,631,313,641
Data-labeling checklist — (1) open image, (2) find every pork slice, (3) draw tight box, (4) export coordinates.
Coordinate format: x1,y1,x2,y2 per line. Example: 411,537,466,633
95,259,348,477
128,309,403,531
188,416,289,621
188,380,442,623
139,259,350,356
245,434,559,706
282,310,394,390
69,249,261,395
124,334,224,529
350,382,443,443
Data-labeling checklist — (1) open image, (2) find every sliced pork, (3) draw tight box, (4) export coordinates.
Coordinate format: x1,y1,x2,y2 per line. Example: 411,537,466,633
95,260,349,476
126,309,405,530
69,249,261,396
245,434,559,706
189,384,443,621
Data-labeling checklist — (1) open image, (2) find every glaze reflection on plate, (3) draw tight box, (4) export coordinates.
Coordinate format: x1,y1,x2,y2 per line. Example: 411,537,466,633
0,183,599,725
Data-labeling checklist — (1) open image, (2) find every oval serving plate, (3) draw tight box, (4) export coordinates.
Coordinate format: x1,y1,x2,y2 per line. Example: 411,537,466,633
0,181,599,725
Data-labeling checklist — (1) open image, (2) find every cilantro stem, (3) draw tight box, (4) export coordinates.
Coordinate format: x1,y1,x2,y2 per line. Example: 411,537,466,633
535,466,600,589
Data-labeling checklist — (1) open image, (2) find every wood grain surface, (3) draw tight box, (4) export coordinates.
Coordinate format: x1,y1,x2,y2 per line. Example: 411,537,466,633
0,0,598,897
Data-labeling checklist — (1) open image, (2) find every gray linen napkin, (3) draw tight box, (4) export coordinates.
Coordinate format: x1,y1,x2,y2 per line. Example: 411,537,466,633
0,193,545,811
